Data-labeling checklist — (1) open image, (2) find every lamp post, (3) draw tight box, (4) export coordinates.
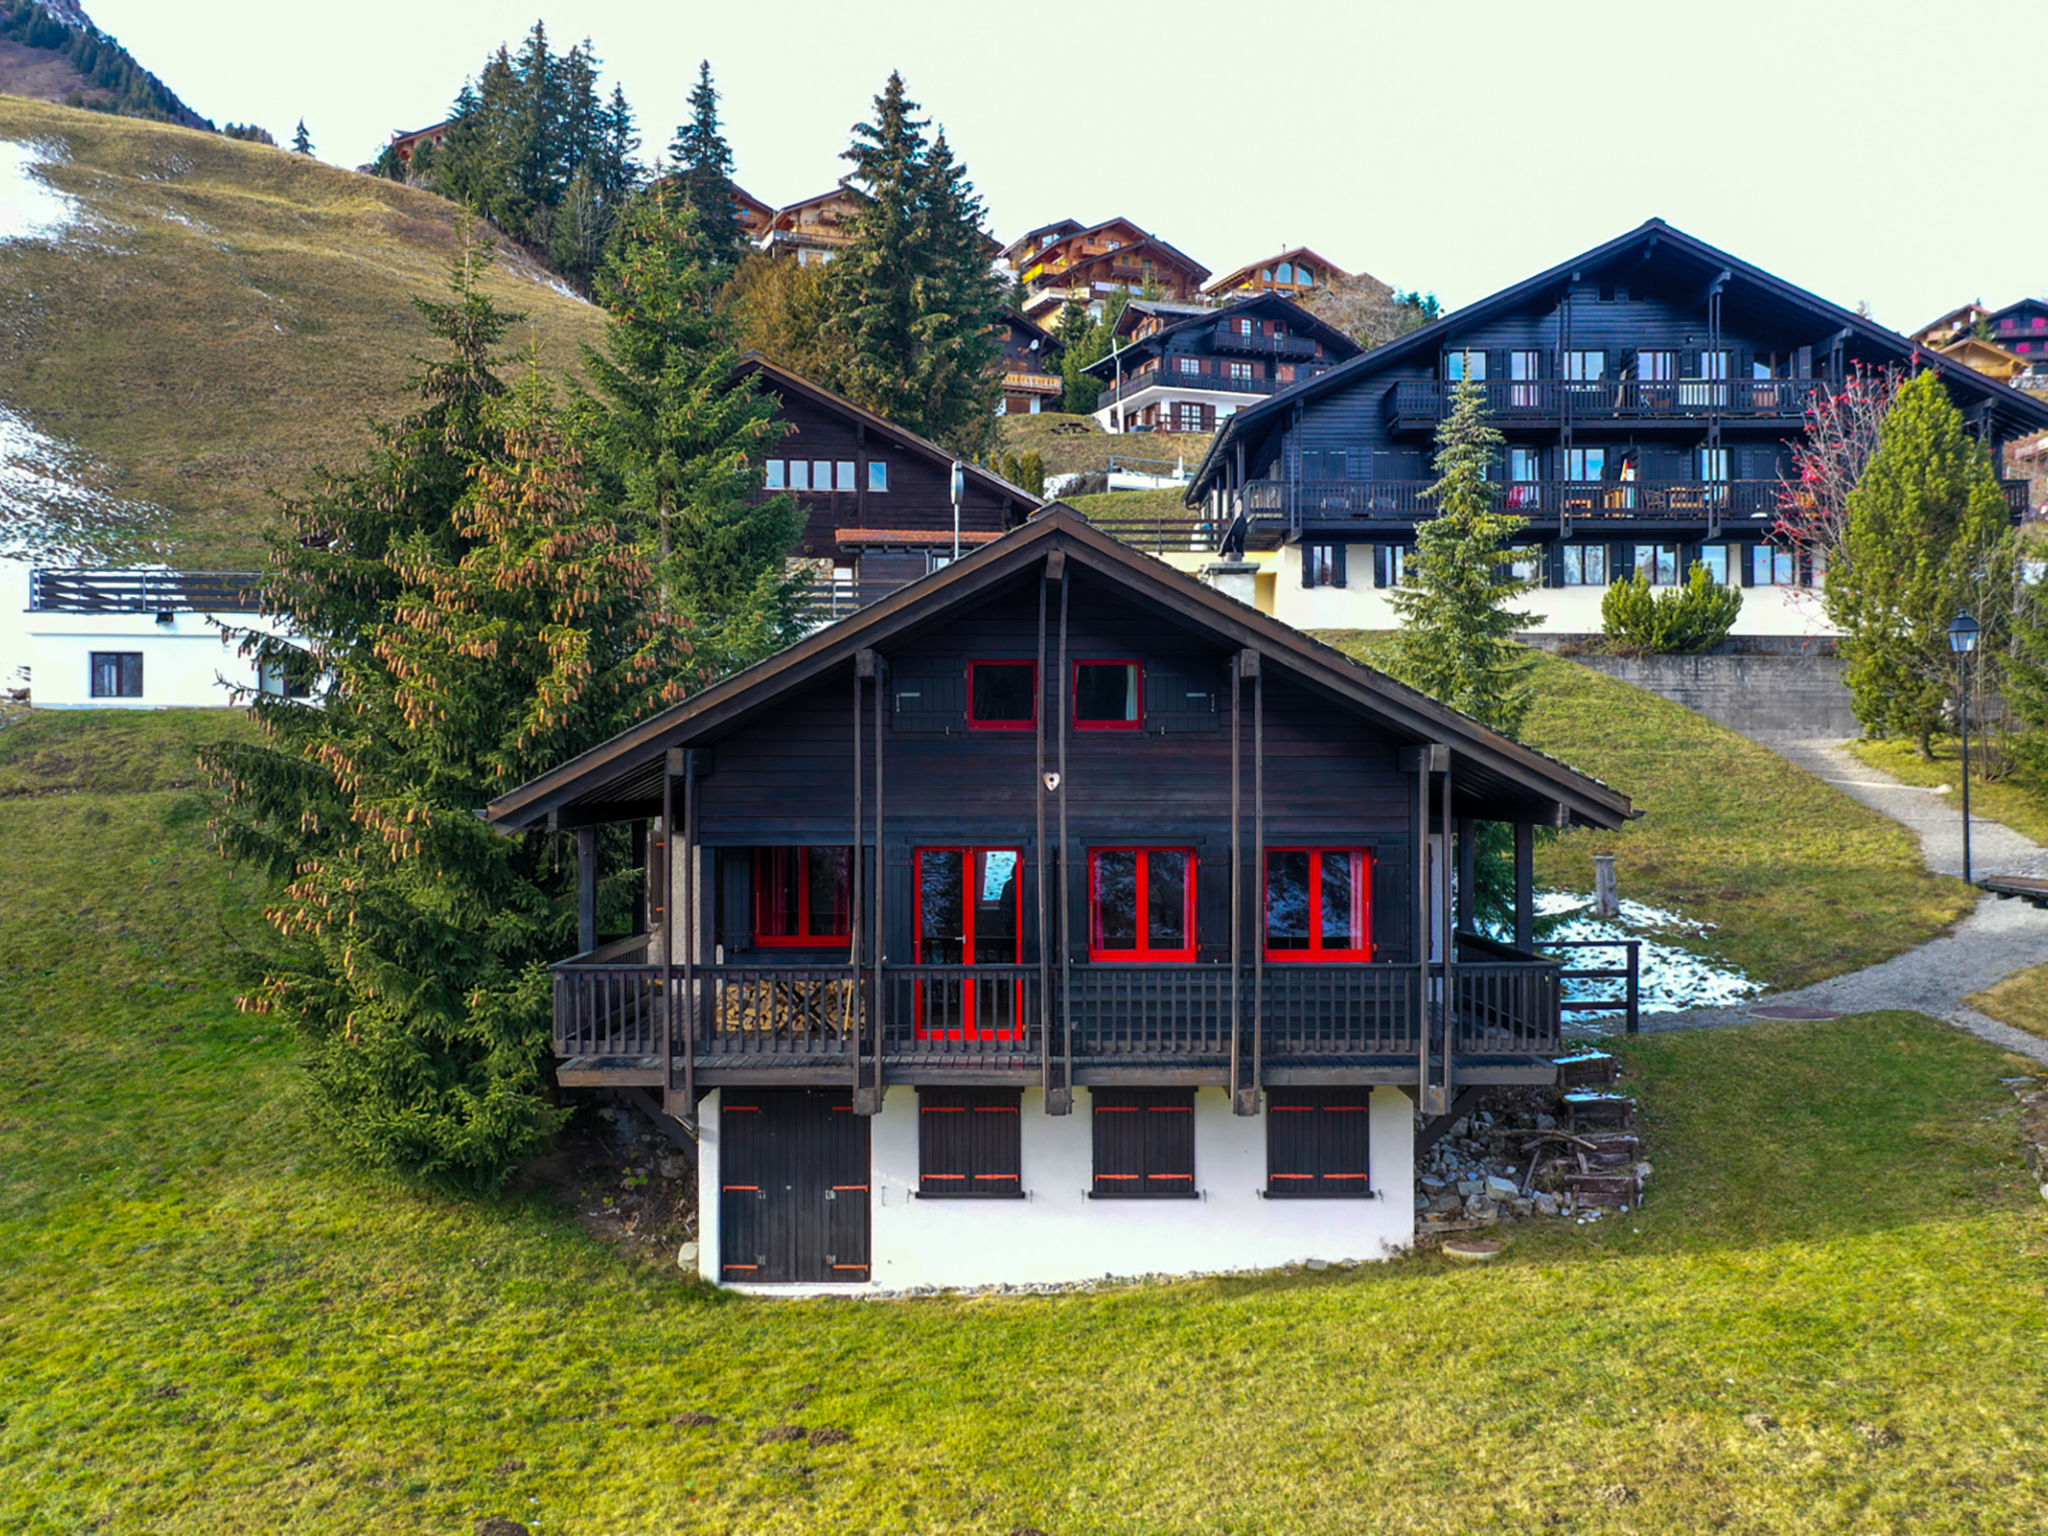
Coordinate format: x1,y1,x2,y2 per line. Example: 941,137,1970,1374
1948,610,1980,884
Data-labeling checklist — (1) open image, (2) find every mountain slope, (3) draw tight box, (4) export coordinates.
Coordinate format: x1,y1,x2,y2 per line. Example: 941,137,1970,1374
0,1,209,129
0,93,609,566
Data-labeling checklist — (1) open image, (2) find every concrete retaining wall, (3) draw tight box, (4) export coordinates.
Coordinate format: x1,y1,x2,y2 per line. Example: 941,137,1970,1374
1555,647,1859,740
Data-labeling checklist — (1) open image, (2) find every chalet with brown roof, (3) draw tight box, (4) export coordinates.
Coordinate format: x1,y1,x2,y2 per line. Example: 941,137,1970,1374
1204,247,1349,300
997,310,1065,416
387,120,450,165
758,183,870,265
1016,218,1211,322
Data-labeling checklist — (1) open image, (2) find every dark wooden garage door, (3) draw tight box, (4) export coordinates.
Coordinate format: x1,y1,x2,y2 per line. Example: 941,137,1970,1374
720,1089,871,1283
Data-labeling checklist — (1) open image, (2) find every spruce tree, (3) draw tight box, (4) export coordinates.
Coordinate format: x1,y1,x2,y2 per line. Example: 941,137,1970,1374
668,61,748,274
1828,371,2016,755
579,189,805,677
203,240,688,1195
1384,373,1541,738
290,118,312,155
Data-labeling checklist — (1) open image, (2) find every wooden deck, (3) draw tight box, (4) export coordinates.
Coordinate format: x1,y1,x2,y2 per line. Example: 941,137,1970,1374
1982,872,2048,910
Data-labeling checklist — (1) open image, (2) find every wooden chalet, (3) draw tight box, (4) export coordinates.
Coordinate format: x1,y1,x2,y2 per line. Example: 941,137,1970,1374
1087,294,1361,435
1985,298,2048,388
485,507,1634,1288
743,355,1041,616
731,183,774,240
1183,218,2048,638
1204,246,1349,299
997,309,1065,416
1000,218,1086,274
757,183,869,265
1930,335,2030,384
1908,301,1992,349
1016,218,1211,323
387,121,450,165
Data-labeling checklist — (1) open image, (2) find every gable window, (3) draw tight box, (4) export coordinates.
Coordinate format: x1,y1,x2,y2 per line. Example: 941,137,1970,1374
1266,1089,1372,1197
918,1088,1023,1198
1635,544,1681,585
1444,349,1487,382
1089,848,1195,961
90,652,143,699
836,460,856,490
1074,660,1141,729
968,661,1037,729
1091,1087,1196,1197
867,461,889,493
753,847,853,946
1561,544,1609,587
812,459,835,491
1265,848,1373,961
1304,542,1346,588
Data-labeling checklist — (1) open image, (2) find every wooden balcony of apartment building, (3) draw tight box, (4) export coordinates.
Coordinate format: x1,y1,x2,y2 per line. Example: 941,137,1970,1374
1002,369,1064,394
1097,367,1282,407
549,932,1567,1089
1383,376,1833,433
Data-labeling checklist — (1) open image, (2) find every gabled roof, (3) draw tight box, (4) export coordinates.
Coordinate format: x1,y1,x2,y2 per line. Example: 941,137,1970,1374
1909,300,1989,346
484,507,1635,834
1002,218,1086,264
1203,246,1352,294
730,183,774,221
1987,297,2048,325
1001,308,1063,352
1029,219,1212,284
738,354,1042,512
1189,217,2048,501
1932,335,2026,376
1085,293,1364,380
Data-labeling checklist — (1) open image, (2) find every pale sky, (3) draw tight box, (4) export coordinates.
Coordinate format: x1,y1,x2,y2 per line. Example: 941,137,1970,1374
78,0,2048,331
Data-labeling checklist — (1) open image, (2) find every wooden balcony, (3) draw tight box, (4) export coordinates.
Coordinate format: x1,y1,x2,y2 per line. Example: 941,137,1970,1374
1002,369,1064,394
1384,377,1831,432
1241,477,1786,538
1211,324,1318,360
1098,368,1280,407
550,938,1563,1087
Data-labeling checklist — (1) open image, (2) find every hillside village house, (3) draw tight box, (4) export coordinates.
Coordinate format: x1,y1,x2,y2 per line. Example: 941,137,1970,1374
756,183,868,265
997,309,1065,417
1984,298,2048,391
1204,247,1348,300
385,120,450,166
1010,218,1212,324
485,508,1633,1290
746,355,1042,615
23,569,299,708
1089,294,1362,436
1179,220,2048,637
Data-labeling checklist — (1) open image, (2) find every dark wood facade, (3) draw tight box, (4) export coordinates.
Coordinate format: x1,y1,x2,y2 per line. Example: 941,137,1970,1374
1190,220,2048,579
1089,295,1361,433
998,310,1065,416
488,510,1633,1126
1015,218,1212,322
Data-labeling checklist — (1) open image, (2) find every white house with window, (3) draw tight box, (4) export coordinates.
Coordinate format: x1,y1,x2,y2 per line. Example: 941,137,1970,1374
24,569,305,709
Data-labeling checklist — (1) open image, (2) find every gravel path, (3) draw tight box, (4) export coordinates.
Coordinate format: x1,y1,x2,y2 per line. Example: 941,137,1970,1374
1635,737,2048,1066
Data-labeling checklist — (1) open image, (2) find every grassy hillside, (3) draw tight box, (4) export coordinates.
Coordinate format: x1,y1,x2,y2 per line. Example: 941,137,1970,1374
1064,485,1203,525
3,711,2046,1533
1320,640,1973,990
0,94,608,565
998,409,1213,481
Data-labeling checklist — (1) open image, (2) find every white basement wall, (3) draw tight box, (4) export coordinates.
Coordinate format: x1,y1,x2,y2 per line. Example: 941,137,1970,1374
27,609,288,708
696,1084,1416,1293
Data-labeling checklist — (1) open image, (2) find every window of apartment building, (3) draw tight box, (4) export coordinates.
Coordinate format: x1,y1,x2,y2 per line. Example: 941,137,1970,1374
1266,1089,1372,1197
1373,545,1406,588
1634,544,1682,585
1697,544,1732,585
1563,350,1605,381
1074,660,1141,730
753,847,854,946
1227,362,1255,381
90,652,143,699
1565,448,1607,481
868,461,889,493
1091,1088,1196,1197
1178,357,1202,375
1636,350,1678,381
1089,848,1196,962
1444,349,1486,382
1749,544,1799,586
918,1088,1023,1198
1508,350,1542,406
1561,544,1608,587
1506,447,1542,508
1304,542,1346,588
1265,848,1373,961
968,661,1037,729
1177,403,1205,432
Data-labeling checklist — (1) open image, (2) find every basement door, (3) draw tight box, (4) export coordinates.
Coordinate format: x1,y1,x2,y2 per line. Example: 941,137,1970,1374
720,1090,871,1284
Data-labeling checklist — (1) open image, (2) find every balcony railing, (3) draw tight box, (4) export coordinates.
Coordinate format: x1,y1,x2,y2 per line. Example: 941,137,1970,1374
1097,368,1281,406
29,569,264,613
1002,369,1064,393
1211,324,1318,360
551,941,1563,1071
1385,377,1831,430
797,579,912,627
1242,477,1786,530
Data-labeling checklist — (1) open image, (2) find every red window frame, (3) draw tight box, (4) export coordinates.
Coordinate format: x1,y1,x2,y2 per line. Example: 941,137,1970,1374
1264,847,1374,962
913,846,1026,1041
967,660,1037,731
1072,657,1143,732
751,846,853,948
1087,847,1197,962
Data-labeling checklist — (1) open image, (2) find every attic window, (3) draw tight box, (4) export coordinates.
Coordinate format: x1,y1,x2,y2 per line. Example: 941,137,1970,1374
1074,661,1141,730
968,661,1036,730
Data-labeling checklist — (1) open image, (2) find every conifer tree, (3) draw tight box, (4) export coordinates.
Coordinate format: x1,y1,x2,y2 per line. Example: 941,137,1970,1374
1384,373,1541,738
203,239,690,1195
1828,371,2016,755
668,61,748,274
579,190,805,677
290,118,312,155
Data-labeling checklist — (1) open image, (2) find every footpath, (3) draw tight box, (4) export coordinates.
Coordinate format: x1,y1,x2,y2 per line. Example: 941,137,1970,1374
1645,738,2048,1066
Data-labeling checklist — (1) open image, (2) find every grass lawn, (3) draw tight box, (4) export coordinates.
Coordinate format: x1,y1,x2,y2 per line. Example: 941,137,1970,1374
1065,486,1203,525
1969,964,2048,1040
1319,640,1972,991
0,95,607,567
4,710,2046,1534
997,411,1214,481
1845,736,2048,847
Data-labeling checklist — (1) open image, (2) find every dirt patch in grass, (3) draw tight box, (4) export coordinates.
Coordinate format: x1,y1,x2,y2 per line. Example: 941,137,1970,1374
510,1099,697,1270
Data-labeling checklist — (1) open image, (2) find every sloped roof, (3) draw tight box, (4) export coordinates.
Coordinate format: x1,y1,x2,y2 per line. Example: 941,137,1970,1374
1203,246,1353,294
484,507,1635,834
1086,293,1364,379
1032,219,1212,284
1189,218,2048,501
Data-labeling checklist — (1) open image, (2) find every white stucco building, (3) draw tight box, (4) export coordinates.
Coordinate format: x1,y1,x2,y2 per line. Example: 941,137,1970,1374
25,569,301,708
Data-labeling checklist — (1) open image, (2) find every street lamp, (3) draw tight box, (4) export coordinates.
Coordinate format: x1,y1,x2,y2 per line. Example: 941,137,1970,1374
1948,610,1980,884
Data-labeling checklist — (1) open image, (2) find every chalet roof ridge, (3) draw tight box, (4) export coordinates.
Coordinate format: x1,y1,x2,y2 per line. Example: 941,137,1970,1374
1202,244,1353,293
484,505,1633,833
734,352,1043,508
1088,292,1361,375
1186,217,2048,500
1037,219,1213,282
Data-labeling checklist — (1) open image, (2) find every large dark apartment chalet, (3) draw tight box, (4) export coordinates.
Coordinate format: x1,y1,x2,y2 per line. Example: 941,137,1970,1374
487,508,1632,1289
1184,219,2048,636
1088,294,1362,435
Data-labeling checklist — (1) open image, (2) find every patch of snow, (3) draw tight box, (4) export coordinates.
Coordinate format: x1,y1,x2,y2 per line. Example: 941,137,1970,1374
0,139,83,246
1504,891,1766,1018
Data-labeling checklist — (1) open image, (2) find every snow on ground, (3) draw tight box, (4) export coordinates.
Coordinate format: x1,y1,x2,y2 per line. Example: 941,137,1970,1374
0,138,82,246
1532,891,1765,1016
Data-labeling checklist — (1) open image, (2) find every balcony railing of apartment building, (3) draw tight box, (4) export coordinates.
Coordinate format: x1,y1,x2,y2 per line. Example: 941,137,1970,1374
1097,368,1282,407
1002,370,1064,393
1384,376,1832,431
1211,325,1320,360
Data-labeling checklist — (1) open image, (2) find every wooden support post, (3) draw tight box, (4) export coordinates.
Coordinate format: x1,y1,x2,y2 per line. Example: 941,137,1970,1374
676,747,697,1123
1051,567,1073,1116
576,826,598,955
850,655,865,1103
1455,816,1476,933
629,819,647,936
1513,822,1535,953
1035,564,1052,1102
1246,650,1264,1117
1228,652,1242,1110
659,755,676,1103
1435,758,1456,1116
869,650,887,1112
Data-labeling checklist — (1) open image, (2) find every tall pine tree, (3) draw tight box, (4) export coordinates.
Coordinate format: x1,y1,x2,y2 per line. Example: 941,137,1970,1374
667,61,748,275
290,118,312,155
203,240,690,1195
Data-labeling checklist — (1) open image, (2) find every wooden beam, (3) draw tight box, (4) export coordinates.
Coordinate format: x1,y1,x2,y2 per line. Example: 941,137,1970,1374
1514,822,1535,952
1455,817,1476,932
618,1086,696,1148
576,826,599,955
1415,1085,1490,1158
